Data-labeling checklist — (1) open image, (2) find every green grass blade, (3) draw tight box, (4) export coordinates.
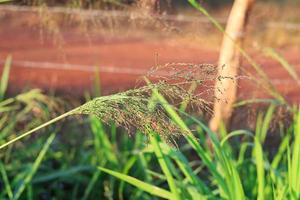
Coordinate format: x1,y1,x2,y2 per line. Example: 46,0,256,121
155,142,211,196
254,137,265,200
0,0,12,3
237,142,251,165
118,156,138,200
90,116,118,165
255,112,263,140
234,99,280,108
221,130,253,147
0,55,12,101
271,133,290,169
98,167,174,200
179,81,197,112
0,108,78,149
0,161,13,200
260,104,276,143
82,170,101,200
290,108,300,197
32,165,91,183
149,134,181,200
13,132,56,200
263,47,300,84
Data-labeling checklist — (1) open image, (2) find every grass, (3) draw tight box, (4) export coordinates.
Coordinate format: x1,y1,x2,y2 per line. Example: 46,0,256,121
0,57,299,199
1,1,300,199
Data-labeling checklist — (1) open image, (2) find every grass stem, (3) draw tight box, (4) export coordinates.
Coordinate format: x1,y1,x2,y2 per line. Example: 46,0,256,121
0,107,79,150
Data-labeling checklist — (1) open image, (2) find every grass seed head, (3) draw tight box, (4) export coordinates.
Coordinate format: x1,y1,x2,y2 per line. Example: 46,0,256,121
76,63,222,145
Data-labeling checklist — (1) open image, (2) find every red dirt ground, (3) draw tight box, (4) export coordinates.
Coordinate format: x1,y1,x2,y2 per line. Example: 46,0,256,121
0,10,299,103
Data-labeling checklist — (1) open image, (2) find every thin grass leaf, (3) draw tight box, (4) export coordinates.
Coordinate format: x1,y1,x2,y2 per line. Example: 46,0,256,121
98,167,174,200
0,161,13,200
256,112,263,141
263,47,300,85
149,134,181,200
82,170,101,200
118,156,138,200
32,165,92,183
0,55,12,101
90,116,118,165
260,104,276,143
0,108,76,149
290,108,300,197
237,142,252,166
26,184,32,200
271,133,290,169
13,132,56,200
179,81,197,112
234,99,280,107
153,142,211,197
253,137,265,200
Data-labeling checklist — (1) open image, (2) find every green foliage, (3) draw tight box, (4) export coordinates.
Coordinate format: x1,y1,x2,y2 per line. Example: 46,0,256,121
0,84,299,199
13,132,56,200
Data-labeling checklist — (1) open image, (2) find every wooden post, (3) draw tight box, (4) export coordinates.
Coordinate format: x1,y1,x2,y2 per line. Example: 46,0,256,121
209,0,255,132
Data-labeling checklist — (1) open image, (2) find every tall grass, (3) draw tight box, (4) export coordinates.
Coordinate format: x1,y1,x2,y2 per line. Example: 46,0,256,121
1,63,299,199
1,2,299,199
98,92,299,200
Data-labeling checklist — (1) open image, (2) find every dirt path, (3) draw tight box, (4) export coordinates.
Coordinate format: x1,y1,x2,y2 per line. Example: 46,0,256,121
0,10,299,103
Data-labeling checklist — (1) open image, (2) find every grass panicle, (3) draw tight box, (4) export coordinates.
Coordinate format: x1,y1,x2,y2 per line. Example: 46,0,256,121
0,63,221,148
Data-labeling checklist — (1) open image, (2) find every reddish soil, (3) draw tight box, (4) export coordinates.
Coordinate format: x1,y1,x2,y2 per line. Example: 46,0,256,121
0,10,299,103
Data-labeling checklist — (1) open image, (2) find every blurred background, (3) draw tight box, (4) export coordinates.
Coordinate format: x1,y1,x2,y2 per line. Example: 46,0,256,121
0,0,299,101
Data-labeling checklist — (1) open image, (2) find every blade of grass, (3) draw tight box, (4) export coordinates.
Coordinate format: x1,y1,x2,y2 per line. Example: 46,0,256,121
259,104,276,143
149,134,181,200
90,116,118,165
32,165,92,183
253,137,265,200
263,47,300,85
234,99,280,108
0,0,12,3
271,133,290,169
154,142,211,196
0,55,12,101
290,108,300,197
179,81,197,112
118,156,138,200
0,108,78,149
13,132,56,200
82,170,101,200
0,161,13,200
98,167,174,200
